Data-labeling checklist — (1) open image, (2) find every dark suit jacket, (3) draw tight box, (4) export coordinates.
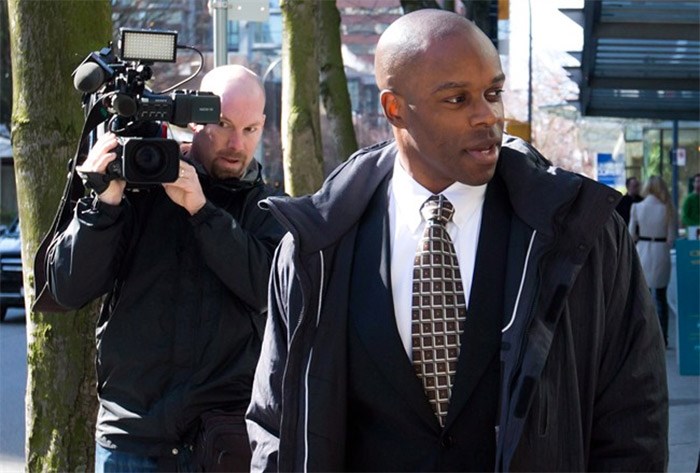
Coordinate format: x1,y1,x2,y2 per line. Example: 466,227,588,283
345,173,512,471
615,193,643,226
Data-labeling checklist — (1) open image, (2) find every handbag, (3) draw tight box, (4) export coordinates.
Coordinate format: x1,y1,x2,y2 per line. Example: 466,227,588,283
192,409,252,472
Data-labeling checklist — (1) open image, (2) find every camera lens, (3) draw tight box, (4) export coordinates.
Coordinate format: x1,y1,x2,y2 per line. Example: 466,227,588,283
132,144,166,176
122,138,180,185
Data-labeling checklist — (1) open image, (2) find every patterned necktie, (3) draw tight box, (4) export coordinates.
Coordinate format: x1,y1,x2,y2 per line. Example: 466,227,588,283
411,194,467,427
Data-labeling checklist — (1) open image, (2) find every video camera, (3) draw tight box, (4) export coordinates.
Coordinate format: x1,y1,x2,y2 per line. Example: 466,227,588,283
73,28,220,185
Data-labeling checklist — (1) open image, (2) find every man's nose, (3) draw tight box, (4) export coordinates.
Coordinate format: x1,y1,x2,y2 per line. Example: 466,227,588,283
226,130,243,150
469,99,500,128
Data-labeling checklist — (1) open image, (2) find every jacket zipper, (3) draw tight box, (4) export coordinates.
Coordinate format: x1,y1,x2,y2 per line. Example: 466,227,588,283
266,198,325,471
502,230,537,333
498,228,541,471
261,201,310,470
303,250,324,472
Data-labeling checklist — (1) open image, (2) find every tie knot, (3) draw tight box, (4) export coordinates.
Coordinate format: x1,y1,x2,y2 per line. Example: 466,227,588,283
420,195,454,225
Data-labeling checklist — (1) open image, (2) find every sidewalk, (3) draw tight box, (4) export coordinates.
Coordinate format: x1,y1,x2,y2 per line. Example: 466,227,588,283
666,341,700,472
666,270,700,473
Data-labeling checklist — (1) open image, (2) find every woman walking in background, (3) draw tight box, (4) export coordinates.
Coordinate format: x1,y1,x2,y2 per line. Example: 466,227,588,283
630,175,677,347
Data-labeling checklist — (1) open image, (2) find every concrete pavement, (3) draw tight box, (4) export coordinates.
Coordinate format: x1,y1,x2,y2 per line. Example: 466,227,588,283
667,344,700,472
666,273,700,473
0,308,26,473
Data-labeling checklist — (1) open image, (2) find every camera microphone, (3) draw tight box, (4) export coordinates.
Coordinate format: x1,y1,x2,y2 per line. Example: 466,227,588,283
73,62,105,94
112,94,138,118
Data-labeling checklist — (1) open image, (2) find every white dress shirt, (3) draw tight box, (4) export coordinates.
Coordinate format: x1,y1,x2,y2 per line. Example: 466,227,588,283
389,158,487,359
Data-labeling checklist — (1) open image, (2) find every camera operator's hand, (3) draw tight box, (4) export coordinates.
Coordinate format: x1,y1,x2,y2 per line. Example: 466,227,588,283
163,161,206,215
77,132,126,206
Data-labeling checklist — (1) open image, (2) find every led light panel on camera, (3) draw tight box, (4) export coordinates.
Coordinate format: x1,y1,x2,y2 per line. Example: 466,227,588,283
119,28,177,63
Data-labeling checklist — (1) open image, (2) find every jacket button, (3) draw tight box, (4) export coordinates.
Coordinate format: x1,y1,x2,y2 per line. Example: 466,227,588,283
441,435,454,448
172,448,179,455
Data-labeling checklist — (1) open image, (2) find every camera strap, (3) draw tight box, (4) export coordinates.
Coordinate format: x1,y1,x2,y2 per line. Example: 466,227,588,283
32,100,111,313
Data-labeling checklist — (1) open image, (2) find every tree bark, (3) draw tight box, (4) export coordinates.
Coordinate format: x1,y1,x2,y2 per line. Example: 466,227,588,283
317,0,358,167
0,1,11,129
462,0,494,39
280,0,324,196
8,1,110,470
400,0,441,14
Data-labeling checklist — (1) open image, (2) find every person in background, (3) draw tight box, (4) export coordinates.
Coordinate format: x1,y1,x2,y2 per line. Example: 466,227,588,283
247,9,668,472
630,175,677,347
616,176,643,226
681,173,700,228
46,65,285,472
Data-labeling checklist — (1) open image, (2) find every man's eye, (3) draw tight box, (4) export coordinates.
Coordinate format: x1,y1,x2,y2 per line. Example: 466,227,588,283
445,96,465,104
219,121,232,128
244,127,258,134
487,89,504,100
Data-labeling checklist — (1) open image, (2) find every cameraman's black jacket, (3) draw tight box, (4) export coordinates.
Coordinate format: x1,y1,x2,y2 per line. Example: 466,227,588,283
47,159,285,457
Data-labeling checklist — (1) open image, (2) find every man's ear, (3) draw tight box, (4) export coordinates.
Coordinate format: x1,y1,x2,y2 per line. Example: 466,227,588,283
380,90,404,129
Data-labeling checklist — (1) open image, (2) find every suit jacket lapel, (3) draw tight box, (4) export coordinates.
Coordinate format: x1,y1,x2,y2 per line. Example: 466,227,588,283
445,174,511,428
349,175,439,430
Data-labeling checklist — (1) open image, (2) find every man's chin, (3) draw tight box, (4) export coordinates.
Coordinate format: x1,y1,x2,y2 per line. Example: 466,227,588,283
212,164,245,180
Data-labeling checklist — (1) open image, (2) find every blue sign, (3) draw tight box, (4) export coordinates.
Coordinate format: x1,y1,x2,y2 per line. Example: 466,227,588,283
675,240,700,376
596,153,624,188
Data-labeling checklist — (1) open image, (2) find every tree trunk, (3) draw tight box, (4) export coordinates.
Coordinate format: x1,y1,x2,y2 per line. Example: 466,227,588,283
1,1,11,129
8,1,110,470
280,0,324,196
317,0,357,168
400,0,441,14
462,0,494,39
399,1,494,38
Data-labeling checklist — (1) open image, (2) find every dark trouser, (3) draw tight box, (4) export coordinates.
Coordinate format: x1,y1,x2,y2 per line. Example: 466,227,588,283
653,286,669,346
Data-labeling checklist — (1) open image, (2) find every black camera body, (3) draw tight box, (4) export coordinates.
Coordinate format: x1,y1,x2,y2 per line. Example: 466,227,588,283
107,136,181,185
136,90,220,126
73,28,220,185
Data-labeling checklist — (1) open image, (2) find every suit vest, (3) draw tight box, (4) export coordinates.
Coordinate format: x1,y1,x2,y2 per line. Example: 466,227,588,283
346,173,511,471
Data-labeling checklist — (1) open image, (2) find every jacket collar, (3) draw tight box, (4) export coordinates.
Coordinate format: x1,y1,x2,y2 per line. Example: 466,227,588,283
262,135,620,253
498,135,582,238
261,140,397,253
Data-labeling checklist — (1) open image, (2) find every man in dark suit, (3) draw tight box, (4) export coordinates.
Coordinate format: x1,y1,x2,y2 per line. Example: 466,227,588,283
247,9,668,472
616,176,643,225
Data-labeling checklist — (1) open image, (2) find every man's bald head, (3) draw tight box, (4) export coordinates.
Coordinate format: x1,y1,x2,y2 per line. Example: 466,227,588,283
200,64,266,109
189,64,266,180
372,9,505,192
375,9,496,91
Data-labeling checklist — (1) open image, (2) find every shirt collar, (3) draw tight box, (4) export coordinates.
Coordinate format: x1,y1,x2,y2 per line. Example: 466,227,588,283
392,157,487,233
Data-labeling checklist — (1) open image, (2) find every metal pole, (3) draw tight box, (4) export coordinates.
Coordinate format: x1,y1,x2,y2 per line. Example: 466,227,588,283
257,57,281,179
527,0,533,142
672,120,679,218
263,57,282,84
659,129,664,176
210,0,229,67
